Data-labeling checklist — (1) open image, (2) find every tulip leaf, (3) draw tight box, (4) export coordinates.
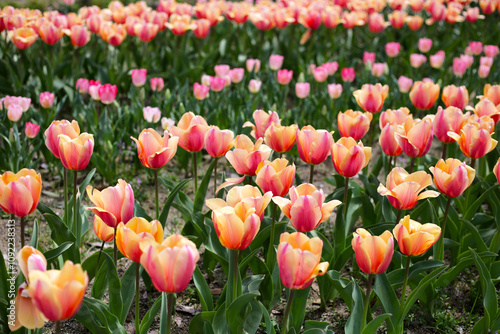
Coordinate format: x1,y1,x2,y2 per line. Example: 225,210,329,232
243,300,264,334
189,311,216,334
30,218,39,248
119,262,141,324
327,270,353,310
226,292,260,334
239,246,263,276
288,287,311,333
460,219,489,252
258,300,276,334
193,159,215,214
159,178,191,227
91,252,123,319
373,273,400,332
134,200,153,221
362,313,392,334
470,249,498,326
304,320,334,333
193,266,214,312
464,184,496,221
139,296,161,334
344,280,363,334
212,301,228,334
74,297,127,334
43,241,74,262
242,275,265,294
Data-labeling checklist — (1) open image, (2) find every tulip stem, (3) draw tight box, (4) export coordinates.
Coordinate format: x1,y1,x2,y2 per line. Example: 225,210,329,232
154,169,159,220
73,170,78,246
282,288,296,334
362,274,374,328
309,164,314,184
400,256,411,312
55,320,61,334
113,227,118,267
396,209,403,224
64,168,68,225
161,292,175,334
470,158,476,170
435,197,452,262
227,249,240,308
20,216,25,248
214,157,218,196
135,262,140,334
409,158,416,173
95,239,105,270
441,143,448,160
267,203,278,268
343,177,349,221
193,152,198,191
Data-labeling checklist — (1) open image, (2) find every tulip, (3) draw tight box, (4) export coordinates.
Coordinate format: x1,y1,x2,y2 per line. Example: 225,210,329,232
380,124,403,157
452,58,468,77
433,107,469,144
363,52,376,67
269,54,284,70
7,104,22,122
255,158,296,197
228,68,244,83
93,216,115,242
131,128,178,169
57,133,94,171
210,76,226,92
352,229,394,274
193,19,210,38
208,185,272,219
131,69,147,87
471,98,500,123
98,84,117,104
406,15,423,30
75,78,89,94
394,215,441,256
371,63,387,77
248,79,262,93
328,83,342,99
389,10,407,28
341,68,355,82
134,22,159,42
429,158,475,198
447,123,498,160
353,83,389,113
44,120,80,159
68,25,91,47
246,58,261,73
39,92,55,109
151,77,165,92
193,82,209,100
337,110,372,141
395,116,434,158
9,282,48,331
143,106,161,123
478,65,491,79
277,232,329,289
430,51,445,68
170,112,209,152
204,126,234,158
214,64,230,77
410,53,426,68
0,169,42,218
323,61,338,75
465,7,485,22
379,108,411,129
409,81,440,110
11,27,38,49
18,246,47,280
116,217,164,263
480,57,494,68
313,66,328,82
467,41,483,55
89,81,101,101
397,76,413,93
442,85,469,110
25,122,40,139
225,135,271,176
418,38,432,53
277,69,293,85
378,167,439,210
86,179,135,228
243,109,280,139
28,261,88,321
140,234,199,293
385,42,401,57
273,184,341,232
484,45,499,58
331,137,371,178
39,23,63,45
483,84,500,107
99,22,127,46
296,125,334,166
494,158,500,187
295,82,310,99
264,123,297,153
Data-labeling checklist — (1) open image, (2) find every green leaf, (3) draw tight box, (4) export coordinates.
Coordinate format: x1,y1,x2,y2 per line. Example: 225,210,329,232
119,262,140,324
30,219,39,248
242,275,265,294
327,270,353,310
258,301,276,334
193,266,213,312
243,300,264,334
373,273,400,332
345,280,363,334
91,252,123,318
159,178,191,227
43,241,74,262
288,287,311,333
189,311,216,334
227,292,260,334
74,297,127,334
362,313,391,334
470,249,498,322
139,296,162,334
464,184,496,221
193,159,216,213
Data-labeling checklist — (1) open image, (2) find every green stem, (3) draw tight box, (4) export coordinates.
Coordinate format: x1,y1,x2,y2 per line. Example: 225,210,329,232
113,226,117,267
409,157,416,173
95,239,105,270
227,249,240,308
161,292,175,334
20,216,25,248
470,158,476,170
73,170,78,246
55,320,61,334
266,203,278,268
396,209,403,224
400,256,411,313
343,177,349,220
309,164,314,184
435,196,452,262
154,169,159,220
282,289,296,334
193,152,198,190
362,274,374,328
441,143,447,160
64,167,68,225
214,157,218,196
135,262,140,334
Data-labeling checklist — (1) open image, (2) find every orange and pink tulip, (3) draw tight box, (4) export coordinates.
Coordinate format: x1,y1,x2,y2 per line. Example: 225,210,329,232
409,81,440,110
255,158,295,197
331,137,371,178
116,217,164,263
243,109,280,139
433,106,469,143
204,126,234,158
264,123,297,153
58,133,94,171
225,135,271,176
351,229,394,274
170,112,209,152
337,110,373,141
395,116,434,158
353,83,389,113
296,125,333,165
447,123,498,159
393,215,441,256
207,185,272,219
131,128,179,169
93,216,115,242
429,159,475,198
0,169,42,217
442,85,469,110
44,120,80,159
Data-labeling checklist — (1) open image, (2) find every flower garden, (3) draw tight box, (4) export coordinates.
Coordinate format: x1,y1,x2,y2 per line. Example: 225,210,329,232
1,0,500,333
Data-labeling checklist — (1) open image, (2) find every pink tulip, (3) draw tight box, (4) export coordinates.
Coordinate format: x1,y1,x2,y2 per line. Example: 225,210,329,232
480,57,493,67
225,135,271,176
204,126,234,158
418,38,432,53
296,125,333,165
246,59,261,73
25,122,40,139
39,92,55,109
131,69,147,87
371,63,387,77
379,124,403,156
98,84,117,104
323,61,338,75
214,64,230,77
395,116,434,158
75,78,89,94
201,75,212,86
7,104,22,122
269,54,284,70
228,68,244,83
430,51,445,68
295,83,310,99
398,76,413,93
479,65,491,78
150,78,165,92
277,69,293,85
248,79,262,93
328,83,342,99
433,106,469,143
313,66,328,82
243,109,280,139
210,76,226,92
385,42,401,57
484,45,499,58
452,58,468,77
363,52,376,67
341,68,355,82
467,41,483,56
193,83,210,100
410,53,426,68
143,106,161,123
170,112,209,152
88,81,101,101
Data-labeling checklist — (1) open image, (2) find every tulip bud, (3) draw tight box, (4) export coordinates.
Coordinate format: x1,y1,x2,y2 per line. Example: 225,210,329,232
131,69,147,87
352,229,394,274
429,159,475,198
393,216,441,256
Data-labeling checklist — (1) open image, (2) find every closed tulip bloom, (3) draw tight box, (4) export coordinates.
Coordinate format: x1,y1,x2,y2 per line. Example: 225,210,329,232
363,52,376,67
39,23,63,45
341,68,355,82
255,159,296,197
433,106,469,143
25,122,40,139
379,108,411,129
58,133,94,171
228,68,244,83
296,125,334,165
246,59,261,73
89,82,101,101
140,234,199,293
277,232,329,289
226,135,272,176
430,51,445,68
483,84,500,107
395,116,434,158
442,85,469,110
337,110,372,140
430,158,475,197
328,83,342,99
264,123,297,153
406,15,423,31
135,22,160,42
398,76,413,93
352,229,394,274
393,216,441,256
28,261,88,321
44,120,80,159
10,27,38,50
75,78,89,94
210,76,226,92
142,106,161,123
378,167,439,210
447,123,498,159
86,179,135,228
480,57,493,68
98,84,117,104
99,22,127,46
277,69,293,85
248,79,262,93
353,83,389,114
472,98,500,123
313,66,328,82
418,38,433,53
243,109,280,140
478,65,491,79
68,25,91,47
39,92,55,109
0,169,42,217
380,124,403,156
214,64,230,77
273,184,341,232
409,81,440,110
131,128,178,169
150,77,164,92
331,137,371,177
131,69,147,87
93,216,115,242
193,19,210,38
18,246,47,280
452,58,468,77
323,62,338,75
484,45,499,58
207,185,272,219
170,112,209,152
385,42,401,57
269,54,284,70
389,10,407,28
204,126,234,157
193,82,210,100
116,217,164,263
410,53,426,68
